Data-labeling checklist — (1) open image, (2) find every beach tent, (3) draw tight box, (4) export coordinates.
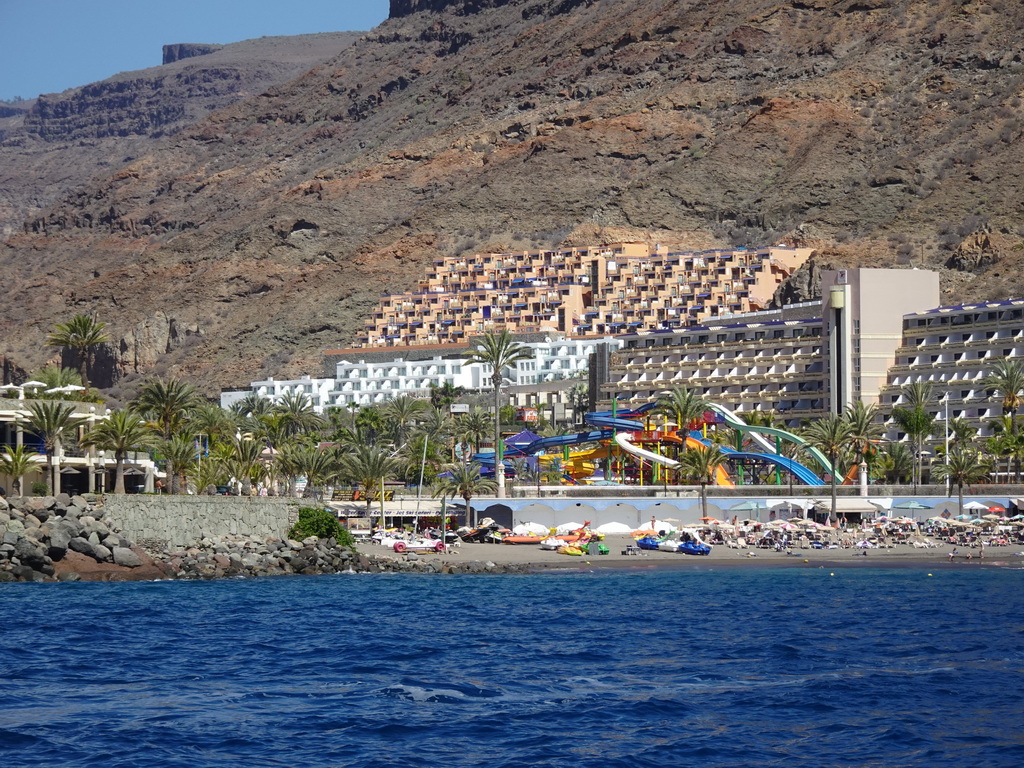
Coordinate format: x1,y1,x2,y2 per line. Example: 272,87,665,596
507,429,541,447
513,522,550,535
555,521,585,534
595,521,633,534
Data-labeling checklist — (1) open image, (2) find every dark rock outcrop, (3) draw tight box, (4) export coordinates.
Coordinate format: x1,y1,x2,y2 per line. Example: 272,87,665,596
163,44,223,65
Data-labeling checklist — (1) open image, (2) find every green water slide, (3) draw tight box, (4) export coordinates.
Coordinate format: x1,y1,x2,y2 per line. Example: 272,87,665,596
706,403,836,479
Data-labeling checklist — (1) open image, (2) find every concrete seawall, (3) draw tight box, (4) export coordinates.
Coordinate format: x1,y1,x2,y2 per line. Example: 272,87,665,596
100,496,302,549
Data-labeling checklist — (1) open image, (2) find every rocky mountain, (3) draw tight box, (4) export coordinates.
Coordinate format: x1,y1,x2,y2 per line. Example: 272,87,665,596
0,32,361,236
2,0,1023,396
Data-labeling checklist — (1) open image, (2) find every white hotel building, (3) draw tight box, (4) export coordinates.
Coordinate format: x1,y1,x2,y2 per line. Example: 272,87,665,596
222,335,621,411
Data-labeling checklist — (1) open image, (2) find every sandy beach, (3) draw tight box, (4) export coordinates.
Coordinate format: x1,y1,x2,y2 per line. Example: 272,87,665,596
356,533,1023,571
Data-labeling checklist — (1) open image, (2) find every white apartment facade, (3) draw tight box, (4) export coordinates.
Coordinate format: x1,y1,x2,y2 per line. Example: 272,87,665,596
224,335,622,411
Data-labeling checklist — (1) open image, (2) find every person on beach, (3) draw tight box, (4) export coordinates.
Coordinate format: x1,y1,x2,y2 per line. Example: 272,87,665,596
949,548,957,561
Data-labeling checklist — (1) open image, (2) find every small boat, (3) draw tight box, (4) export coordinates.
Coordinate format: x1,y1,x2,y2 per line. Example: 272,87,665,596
502,534,547,545
678,540,712,556
635,535,662,551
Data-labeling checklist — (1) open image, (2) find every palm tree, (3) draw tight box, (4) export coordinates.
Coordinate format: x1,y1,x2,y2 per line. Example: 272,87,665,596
161,433,200,494
453,407,490,461
679,445,728,520
655,387,709,479
655,388,709,437
81,409,153,494
804,415,854,525
133,378,202,439
46,313,110,391
984,357,1024,432
381,394,429,446
844,401,883,484
874,443,914,485
276,391,323,438
429,382,465,410
226,436,266,496
932,447,993,519
25,400,86,495
891,381,935,492
187,401,237,445
432,462,496,528
32,366,84,395
463,330,533,498
290,443,341,500
134,378,202,489
341,444,399,514
0,445,42,496
229,392,274,419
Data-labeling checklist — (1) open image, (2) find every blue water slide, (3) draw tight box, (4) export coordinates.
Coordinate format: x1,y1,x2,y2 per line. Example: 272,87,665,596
585,414,646,431
725,451,825,486
687,432,824,486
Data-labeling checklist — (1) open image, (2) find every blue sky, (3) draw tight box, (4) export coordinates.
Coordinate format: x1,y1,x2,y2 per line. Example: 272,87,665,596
0,0,392,101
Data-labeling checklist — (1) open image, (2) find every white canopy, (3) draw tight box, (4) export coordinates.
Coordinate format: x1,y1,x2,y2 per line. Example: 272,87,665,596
513,522,549,535
595,521,633,534
555,521,585,534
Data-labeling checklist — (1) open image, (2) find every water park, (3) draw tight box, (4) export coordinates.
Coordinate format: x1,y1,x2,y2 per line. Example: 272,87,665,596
475,400,842,490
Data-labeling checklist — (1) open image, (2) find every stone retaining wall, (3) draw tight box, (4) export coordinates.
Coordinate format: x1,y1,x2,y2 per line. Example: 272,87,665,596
100,496,301,549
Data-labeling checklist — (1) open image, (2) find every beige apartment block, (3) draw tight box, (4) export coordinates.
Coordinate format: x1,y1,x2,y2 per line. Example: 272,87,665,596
359,243,812,348
879,298,1024,445
602,268,942,427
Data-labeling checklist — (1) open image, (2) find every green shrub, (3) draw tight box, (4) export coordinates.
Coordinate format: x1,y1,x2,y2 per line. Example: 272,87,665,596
31,480,48,496
288,506,354,548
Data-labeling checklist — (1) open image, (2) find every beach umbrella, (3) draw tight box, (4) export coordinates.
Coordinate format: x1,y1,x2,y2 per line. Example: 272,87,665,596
987,505,1006,513
894,500,931,510
963,501,989,511
21,380,45,388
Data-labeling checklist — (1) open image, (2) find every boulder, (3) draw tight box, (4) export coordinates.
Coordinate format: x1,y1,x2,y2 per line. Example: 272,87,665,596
112,547,142,568
48,526,72,560
14,537,48,569
28,496,56,513
92,544,113,563
68,536,98,560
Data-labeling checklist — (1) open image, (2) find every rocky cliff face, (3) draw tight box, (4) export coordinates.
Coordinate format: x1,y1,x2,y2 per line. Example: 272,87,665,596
2,0,1023,393
0,32,361,237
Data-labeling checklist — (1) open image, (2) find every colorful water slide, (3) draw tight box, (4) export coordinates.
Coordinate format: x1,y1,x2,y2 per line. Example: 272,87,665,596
612,430,734,487
705,403,836,478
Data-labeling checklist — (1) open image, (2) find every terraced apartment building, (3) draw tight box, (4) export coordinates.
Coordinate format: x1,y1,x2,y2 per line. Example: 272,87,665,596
878,298,1024,439
359,243,812,347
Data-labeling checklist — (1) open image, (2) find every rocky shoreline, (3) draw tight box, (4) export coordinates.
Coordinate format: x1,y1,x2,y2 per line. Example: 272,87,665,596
0,494,532,582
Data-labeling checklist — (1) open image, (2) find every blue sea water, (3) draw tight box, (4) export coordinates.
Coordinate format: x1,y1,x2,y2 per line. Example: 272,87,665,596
2,566,1023,768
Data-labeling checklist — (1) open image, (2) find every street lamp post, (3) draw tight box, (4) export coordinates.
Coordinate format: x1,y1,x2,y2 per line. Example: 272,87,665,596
98,450,106,494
